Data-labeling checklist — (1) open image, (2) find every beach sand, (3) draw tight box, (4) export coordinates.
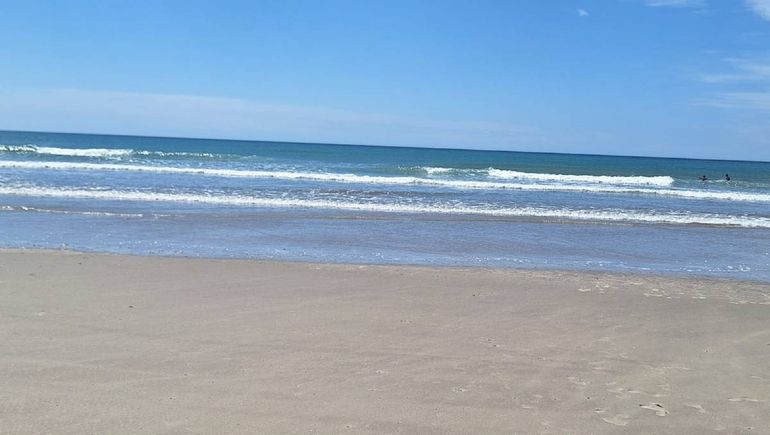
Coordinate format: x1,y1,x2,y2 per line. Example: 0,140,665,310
1,249,768,434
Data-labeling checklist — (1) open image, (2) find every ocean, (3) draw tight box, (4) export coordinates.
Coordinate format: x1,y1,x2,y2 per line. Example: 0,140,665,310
1,130,769,281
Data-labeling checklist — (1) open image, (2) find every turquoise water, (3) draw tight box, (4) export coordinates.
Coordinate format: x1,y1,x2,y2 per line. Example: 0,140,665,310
1,130,769,280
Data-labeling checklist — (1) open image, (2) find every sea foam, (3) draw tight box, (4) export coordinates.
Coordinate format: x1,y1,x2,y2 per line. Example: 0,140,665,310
486,168,674,186
0,144,214,159
422,166,674,186
2,160,768,203
2,185,770,228
0,145,674,187
0,144,134,158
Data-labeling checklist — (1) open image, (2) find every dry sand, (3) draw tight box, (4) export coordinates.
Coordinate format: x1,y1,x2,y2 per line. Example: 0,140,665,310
1,249,769,434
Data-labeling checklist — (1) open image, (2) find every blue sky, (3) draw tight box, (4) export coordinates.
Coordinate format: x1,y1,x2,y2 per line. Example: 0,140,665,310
2,0,770,160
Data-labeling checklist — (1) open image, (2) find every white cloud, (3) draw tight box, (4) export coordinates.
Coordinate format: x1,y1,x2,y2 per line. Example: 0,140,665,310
0,88,535,150
696,91,770,112
700,57,770,83
577,8,589,17
746,0,770,21
643,0,706,7
698,56,770,114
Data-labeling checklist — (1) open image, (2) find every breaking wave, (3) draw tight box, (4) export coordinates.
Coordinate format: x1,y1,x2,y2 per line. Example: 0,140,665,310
0,144,214,159
0,144,134,158
2,160,768,202
2,186,769,228
486,168,674,186
422,166,673,186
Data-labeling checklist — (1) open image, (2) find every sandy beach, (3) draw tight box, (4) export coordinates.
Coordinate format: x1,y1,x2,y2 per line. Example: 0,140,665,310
1,249,768,434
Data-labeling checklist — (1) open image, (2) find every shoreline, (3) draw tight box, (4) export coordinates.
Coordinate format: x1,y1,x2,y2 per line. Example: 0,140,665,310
2,249,769,433
3,246,768,286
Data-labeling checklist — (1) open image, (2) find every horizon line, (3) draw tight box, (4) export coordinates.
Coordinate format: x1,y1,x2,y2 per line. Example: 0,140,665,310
1,128,767,165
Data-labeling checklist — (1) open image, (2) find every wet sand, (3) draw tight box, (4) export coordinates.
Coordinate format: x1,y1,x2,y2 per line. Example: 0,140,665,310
1,249,768,434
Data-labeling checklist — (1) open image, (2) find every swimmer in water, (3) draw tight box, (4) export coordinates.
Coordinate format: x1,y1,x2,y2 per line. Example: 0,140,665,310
725,173,731,181
699,175,708,182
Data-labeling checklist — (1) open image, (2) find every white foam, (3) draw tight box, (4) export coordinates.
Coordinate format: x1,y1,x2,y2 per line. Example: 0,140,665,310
0,145,134,158
2,186,769,228
0,204,147,218
133,150,217,158
487,168,674,186
0,160,427,184
0,145,35,153
36,146,134,158
0,144,214,159
2,160,768,203
423,166,457,175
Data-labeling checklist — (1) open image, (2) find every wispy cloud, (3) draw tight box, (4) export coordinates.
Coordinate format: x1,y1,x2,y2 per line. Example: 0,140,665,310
746,0,770,21
697,56,770,113
643,0,706,8
0,88,535,149
577,8,589,17
700,57,770,83
696,91,770,112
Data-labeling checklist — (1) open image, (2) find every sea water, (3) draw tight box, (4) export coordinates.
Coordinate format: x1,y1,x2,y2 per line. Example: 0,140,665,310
1,130,769,281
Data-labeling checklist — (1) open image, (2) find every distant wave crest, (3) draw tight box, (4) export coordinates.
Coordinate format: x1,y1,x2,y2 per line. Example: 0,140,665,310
1,146,674,188
421,166,674,187
487,168,674,186
1,144,133,158
0,144,214,159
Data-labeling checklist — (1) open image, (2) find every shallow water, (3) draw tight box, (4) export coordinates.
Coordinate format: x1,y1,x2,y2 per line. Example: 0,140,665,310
1,130,769,281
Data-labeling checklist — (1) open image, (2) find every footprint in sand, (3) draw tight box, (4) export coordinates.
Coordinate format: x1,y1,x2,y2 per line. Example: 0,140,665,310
596,411,629,427
640,403,669,416
728,397,764,403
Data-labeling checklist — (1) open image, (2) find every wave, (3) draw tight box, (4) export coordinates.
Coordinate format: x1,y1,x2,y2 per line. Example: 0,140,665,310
2,186,769,228
0,144,214,159
423,166,674,186
0,144,134,158
0,205,149,218
134,150,216,158
488,168,673,186
2,160,769,203
0,147,675,187
423,166,469,175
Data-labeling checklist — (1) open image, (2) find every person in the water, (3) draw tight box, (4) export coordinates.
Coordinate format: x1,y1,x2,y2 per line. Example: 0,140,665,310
699,175,708,182
725,173,731,181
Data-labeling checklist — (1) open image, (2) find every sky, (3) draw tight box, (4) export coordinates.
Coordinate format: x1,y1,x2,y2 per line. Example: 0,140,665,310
1,0,770,161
